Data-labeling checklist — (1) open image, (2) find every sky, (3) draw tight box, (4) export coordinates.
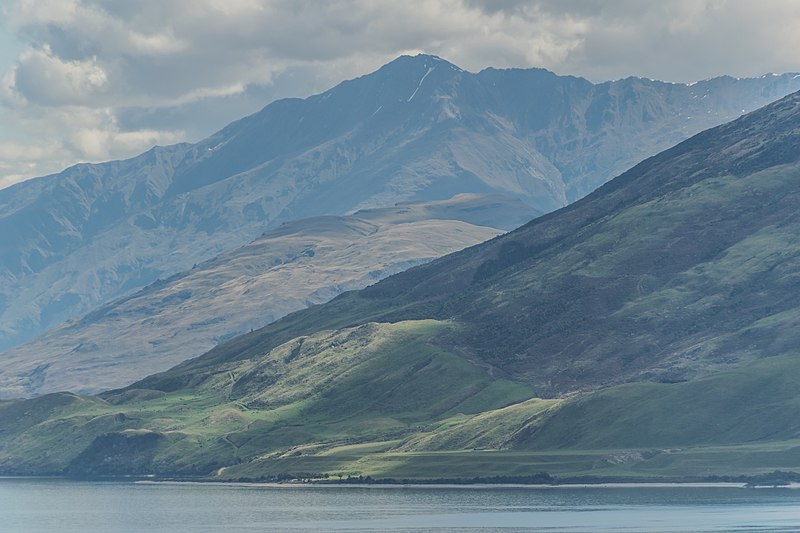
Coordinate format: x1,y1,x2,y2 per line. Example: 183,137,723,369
1,0,800,189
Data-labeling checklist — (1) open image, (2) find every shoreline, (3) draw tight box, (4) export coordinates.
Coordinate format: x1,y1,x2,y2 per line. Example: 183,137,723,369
4,475,800,489
135,480,759,489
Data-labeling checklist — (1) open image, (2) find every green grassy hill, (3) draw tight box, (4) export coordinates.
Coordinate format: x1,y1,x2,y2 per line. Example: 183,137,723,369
3,91,800,481
0,320,532,476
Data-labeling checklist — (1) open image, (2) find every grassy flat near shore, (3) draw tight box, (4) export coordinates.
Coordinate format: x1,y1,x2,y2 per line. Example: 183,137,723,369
215,441,800,482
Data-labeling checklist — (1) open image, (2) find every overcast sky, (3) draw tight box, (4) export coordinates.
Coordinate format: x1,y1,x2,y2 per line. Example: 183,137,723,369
2,0,800,189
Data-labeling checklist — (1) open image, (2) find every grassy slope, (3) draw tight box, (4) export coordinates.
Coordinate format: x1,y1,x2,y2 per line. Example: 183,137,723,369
216,352,800,481
0,320,532,476
523,353,800,450
4,345,800,480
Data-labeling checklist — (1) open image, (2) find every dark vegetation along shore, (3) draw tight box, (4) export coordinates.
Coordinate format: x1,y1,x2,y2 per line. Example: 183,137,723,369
2,90,800,483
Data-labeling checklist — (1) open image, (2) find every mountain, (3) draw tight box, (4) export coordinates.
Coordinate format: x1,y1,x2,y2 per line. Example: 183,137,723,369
0,194,536,398
3,54,800,351
3,90,800,480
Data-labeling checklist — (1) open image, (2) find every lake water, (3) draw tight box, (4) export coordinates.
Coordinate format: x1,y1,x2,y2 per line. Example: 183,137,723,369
2,479,800,532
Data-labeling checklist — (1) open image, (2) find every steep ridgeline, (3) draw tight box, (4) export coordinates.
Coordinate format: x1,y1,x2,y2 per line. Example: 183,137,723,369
3,91,800,480
0,194,535,398
2,55,799,351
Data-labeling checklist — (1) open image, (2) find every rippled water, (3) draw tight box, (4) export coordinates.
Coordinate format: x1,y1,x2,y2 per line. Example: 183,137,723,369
2,478,800,532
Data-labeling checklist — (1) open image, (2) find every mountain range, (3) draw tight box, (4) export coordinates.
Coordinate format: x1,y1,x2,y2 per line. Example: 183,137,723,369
0,194,535,397
3,54,800,355
3,87,800,481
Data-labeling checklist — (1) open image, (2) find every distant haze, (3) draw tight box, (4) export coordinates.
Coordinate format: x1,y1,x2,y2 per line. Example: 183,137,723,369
1,0,800,188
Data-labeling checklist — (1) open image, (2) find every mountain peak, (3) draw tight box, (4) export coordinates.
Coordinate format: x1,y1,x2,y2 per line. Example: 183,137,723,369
377,53,464,76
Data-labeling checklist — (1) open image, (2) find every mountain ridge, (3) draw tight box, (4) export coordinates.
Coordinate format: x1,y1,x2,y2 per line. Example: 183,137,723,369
2,53,800,353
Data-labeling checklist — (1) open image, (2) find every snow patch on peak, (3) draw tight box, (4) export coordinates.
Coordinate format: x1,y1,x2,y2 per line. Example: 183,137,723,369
408,67,435,102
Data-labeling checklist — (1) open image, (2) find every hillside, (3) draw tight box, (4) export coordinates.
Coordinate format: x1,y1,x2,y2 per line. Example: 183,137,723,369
0,194,534,398
2,90,800,480
145,88,800,397
3,54,799,351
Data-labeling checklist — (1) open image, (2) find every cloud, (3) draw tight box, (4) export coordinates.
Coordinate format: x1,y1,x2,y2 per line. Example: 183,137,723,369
1,0,593,111
9,45,108,106
0,138,71,188
67,126,185,161
0,102,184,187
1,0,800,188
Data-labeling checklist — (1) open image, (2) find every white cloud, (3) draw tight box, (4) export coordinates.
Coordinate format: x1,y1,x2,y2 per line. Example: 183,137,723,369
0,100,184,186
68,127,184,161
173,83,248,106
7,0,80,26
0,138,72,188
56,106,185,162
128,31,187,56
1,0,800,188
9,45,108,106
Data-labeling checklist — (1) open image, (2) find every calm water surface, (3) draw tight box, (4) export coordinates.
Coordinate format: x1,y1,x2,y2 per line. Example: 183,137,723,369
1,478,800,532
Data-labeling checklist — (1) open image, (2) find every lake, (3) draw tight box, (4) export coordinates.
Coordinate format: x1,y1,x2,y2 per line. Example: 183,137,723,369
1,479,800,532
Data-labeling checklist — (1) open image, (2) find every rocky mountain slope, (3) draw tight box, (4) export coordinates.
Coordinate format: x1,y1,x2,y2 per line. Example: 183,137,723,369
2,54,799,351
3,90,800,480
0,194,534,398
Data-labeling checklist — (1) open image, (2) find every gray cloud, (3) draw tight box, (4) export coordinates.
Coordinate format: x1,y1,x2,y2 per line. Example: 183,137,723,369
2,0,800,188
